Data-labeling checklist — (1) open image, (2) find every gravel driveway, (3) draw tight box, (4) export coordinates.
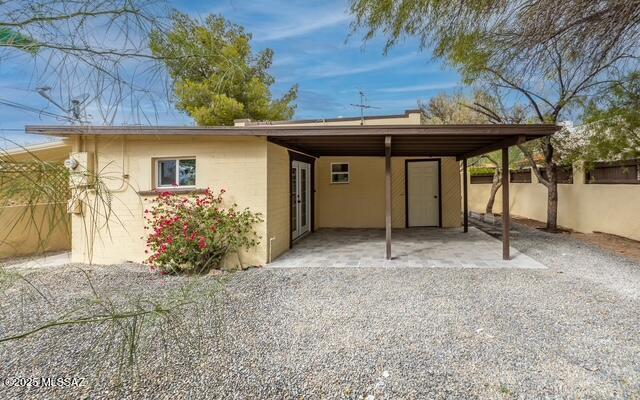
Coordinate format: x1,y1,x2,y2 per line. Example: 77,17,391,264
1,222,639,399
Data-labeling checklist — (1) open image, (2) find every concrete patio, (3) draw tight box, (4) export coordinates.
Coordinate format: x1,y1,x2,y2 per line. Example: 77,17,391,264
269,227,546,269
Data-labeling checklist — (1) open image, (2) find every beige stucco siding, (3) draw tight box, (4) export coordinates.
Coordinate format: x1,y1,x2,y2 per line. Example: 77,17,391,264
467,166,640,241
71,135,269,266
0,204,70,258
316,157,461,229
266,142,291,262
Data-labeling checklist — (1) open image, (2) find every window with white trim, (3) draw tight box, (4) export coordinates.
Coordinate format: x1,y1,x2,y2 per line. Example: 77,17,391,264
330,163,349,184
156,158,196,187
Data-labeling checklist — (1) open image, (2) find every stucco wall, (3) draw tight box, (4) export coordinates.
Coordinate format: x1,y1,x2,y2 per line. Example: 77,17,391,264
467,166,640,241
0,204,70,258
316,157,461,229
266,142,291,262
71,135,269,266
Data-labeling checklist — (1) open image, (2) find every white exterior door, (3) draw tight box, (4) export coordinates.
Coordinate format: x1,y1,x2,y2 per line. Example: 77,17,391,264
291,161,311,240
407,160,440,227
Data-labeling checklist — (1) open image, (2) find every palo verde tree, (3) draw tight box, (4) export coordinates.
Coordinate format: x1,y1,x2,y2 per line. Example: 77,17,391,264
150,12,298,126
0,0,169,124
349,0,640,230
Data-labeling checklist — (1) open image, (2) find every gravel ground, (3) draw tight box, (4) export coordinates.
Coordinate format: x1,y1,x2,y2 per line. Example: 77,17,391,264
0,222,639,399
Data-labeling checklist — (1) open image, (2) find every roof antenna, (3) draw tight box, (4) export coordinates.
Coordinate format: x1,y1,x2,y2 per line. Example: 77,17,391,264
36,87,90,124
350,90,380,125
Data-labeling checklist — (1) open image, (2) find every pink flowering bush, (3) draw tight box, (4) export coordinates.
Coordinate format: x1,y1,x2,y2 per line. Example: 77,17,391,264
144,188,263,274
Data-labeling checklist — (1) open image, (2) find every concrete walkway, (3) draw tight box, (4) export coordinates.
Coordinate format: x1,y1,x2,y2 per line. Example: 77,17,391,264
269,227,546,269
3,251,71,269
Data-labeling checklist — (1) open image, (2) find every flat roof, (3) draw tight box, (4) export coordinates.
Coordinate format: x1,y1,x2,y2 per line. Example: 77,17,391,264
234,109,422,125
25,124,560,160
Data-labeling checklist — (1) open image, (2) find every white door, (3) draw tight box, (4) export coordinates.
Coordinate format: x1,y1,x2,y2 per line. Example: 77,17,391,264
407,160,440,227
291,161,311,240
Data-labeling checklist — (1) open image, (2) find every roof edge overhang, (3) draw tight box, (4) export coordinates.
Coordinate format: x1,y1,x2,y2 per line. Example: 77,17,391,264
25,124,560,137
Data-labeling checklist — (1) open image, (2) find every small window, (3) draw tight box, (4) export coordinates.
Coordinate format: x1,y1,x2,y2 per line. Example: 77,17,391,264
331,163,349,184
156,158,196,188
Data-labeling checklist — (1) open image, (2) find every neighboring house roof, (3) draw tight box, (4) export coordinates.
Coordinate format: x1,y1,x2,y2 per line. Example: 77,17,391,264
25,124,559,160
3,140,71,163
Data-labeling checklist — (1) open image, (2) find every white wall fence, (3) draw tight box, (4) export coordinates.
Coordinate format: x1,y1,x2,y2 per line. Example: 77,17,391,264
468,165,640,241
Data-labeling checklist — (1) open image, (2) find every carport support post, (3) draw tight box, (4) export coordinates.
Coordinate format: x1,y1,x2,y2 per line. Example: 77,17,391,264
463,158,468,233
385,136,392,260
502,147,510,260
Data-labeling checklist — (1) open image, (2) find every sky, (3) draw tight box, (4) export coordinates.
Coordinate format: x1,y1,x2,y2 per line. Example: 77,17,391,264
0,0,461,148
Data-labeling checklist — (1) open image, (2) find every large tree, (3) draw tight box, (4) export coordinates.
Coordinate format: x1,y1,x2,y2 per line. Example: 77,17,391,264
350,0,640,230
150,12,298,126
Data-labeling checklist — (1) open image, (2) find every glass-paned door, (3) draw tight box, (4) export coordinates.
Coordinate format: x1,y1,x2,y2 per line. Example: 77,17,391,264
291,161,311,240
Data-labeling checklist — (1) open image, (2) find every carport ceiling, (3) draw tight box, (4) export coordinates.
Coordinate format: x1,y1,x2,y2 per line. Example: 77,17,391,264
25,124,559,160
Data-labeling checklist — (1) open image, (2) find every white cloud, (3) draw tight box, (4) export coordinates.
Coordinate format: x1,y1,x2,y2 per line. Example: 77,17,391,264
376,82,459,93
254,13,350,42
303,52,419,79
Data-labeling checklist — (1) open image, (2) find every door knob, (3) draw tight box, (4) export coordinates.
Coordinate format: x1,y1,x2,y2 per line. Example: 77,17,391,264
434,195,438,198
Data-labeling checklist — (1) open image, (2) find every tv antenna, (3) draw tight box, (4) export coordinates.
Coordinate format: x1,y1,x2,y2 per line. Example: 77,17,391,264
36,86,90,124
350,90,380,125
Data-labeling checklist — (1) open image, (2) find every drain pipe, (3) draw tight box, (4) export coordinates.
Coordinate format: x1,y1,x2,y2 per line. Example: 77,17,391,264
268,236,276,263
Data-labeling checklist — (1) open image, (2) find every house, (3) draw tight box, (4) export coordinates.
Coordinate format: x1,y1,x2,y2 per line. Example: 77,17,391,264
26,111,558,268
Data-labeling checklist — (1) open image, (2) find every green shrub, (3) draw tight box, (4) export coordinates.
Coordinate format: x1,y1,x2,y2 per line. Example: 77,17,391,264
469,167,497,176
144,188,263,274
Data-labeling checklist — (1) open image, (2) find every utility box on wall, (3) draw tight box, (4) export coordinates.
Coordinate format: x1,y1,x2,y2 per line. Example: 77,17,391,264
67,198,82,215
66,152,94,188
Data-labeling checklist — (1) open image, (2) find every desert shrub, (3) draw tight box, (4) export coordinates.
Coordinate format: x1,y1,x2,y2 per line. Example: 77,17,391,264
144,188,263,274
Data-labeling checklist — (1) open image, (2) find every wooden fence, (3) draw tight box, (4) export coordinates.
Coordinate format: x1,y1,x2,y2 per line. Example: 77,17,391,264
585,159,640,184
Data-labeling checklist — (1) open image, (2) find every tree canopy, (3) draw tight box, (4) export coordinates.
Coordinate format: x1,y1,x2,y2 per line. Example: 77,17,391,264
350,0,638,124
420,92,489,124
150,12,298,126
581,72,640,161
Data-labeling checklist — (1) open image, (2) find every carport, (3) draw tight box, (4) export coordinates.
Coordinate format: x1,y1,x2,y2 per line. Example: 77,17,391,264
265,124,559,260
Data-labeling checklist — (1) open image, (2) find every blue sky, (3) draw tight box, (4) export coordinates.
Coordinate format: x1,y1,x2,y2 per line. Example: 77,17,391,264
0,0,461,148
